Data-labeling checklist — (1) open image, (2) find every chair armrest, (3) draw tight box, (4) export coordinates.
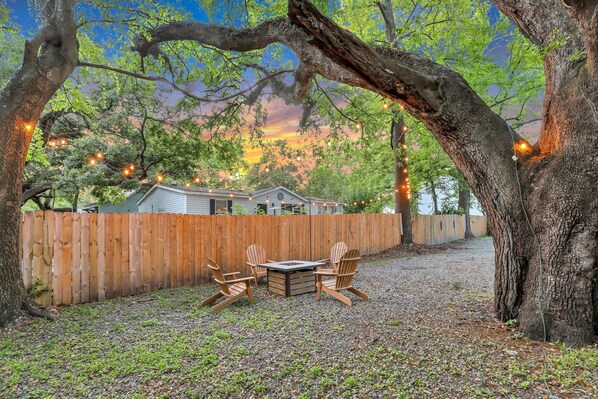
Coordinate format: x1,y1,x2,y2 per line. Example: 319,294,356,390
314,270,337,276
267,259,276,263
223,272,241,276
317,258,331,263
246,262,257,267
223,276,255,284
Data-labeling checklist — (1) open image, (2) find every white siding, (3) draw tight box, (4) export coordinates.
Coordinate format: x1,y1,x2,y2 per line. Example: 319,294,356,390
98,192,144,213
186,196,211,215
138,188,186,213
186,195,257,215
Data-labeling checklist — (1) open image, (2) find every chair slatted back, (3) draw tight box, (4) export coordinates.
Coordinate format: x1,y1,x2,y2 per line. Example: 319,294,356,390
330,242,348,266
246,244,267,273
335,249,361,290
207,257,231,296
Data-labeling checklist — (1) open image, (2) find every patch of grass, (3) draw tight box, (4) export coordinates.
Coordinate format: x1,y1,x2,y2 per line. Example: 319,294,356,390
344,376,358,388
139,319,158,327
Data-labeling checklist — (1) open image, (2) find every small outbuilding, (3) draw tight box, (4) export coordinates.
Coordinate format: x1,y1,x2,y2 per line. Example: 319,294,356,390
135,184,343,215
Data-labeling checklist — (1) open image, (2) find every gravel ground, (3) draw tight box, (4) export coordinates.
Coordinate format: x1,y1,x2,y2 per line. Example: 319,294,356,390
1,237,597,398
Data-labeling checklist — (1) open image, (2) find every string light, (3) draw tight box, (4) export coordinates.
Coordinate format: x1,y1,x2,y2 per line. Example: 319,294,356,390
265,167,270,173
402,144,407,149
402,125,408,133
194,177,200,183
185,183,190,187
383,102,389,109
122,168,131,177
327,140,332,147
156,174,164,183
229,193,234,198
96,152,103,159
59,138,67,145
88,157,97,166
49,140,57,148
403,168,408,173
249,196,253,201
25,123,33,131
399,104,404,110
353,202,357,206
404,157,409,162
208,189,213,193
128,164,135,171
296,156,301,161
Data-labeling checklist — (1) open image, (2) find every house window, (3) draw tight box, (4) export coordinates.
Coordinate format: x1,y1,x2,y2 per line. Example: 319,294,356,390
215,199,229,215
257,204,268,214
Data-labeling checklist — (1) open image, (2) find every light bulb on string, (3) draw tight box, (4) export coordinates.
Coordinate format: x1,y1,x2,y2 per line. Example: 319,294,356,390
24,123,33,131
185,183,190,187
49,140,57,148
402,125,408,133
88,157,97,166
265,167,270,173
60,138,67,145
194,177,200,184
156,174,164,183
208,189,213,193
402,144,407,149
96,152,103,159
122,168,131,178
128,164,135,171
383,102,389,109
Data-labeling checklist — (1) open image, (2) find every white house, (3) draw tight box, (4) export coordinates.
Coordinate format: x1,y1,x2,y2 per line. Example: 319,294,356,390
135,185,343,215
83,190,146,213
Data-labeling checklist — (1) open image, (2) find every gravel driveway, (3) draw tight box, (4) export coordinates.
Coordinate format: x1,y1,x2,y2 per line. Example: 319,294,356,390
2,237,596,398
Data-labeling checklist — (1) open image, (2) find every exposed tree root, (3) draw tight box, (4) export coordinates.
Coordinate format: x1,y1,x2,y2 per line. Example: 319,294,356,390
22,297,56,321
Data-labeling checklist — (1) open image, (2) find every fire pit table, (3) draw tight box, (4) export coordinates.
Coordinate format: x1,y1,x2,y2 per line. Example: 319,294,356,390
257,260,326,297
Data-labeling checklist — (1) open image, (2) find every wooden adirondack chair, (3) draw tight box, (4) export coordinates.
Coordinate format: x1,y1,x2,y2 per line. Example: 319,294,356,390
318,241,348,271
201,257,255,313
246,244,274,284
314,249,369,306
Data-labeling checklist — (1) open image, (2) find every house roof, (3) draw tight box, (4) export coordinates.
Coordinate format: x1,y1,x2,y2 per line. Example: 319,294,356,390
303,195,344,206
250,186,309,202
137,184,343,206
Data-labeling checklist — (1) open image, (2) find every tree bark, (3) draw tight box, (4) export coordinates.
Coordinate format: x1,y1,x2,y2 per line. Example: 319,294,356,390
0,0,77,327
458,189,474,238
286,0,598,346
390,114,412,244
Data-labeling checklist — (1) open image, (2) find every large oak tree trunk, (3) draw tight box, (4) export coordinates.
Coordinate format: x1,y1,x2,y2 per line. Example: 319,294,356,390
286,0,597,345
0,0,77,327
493,54,598,345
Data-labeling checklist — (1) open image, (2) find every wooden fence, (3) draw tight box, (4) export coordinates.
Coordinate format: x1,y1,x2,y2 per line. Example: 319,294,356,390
20,212,403,306
412,214,487,245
